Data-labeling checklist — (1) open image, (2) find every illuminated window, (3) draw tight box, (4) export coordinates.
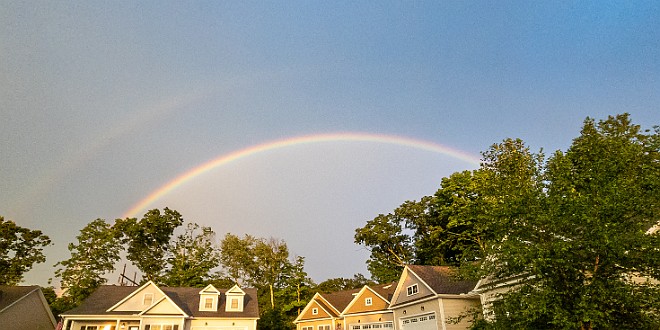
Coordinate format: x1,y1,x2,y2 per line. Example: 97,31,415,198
204,297,213,309
231,298,239,309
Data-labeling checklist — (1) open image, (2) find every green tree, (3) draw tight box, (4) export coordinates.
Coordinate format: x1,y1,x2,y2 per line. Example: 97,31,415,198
0,217,51,285
475,114,660,329
354,213,413,283
115,208,184,282
355,170,494,282
162,223,221,287
53,219,123,311
220,233,306,330
315,273,374,293
279,256,315,318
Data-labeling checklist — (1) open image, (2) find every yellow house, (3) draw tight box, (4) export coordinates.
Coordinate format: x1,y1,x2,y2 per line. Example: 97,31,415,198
341,282,397,330
389,265,481,330
61,281,259,330
294,282,397,330
294,288,358,330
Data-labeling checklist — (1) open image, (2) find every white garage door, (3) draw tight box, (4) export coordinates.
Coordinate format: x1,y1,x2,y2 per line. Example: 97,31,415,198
400,313,438,330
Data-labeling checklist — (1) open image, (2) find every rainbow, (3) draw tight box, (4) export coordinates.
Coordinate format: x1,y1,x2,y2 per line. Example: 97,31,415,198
122,132,480,218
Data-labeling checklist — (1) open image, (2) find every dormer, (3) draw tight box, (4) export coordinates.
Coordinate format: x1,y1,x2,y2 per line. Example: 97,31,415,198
198,284,221,312
224,285,246,312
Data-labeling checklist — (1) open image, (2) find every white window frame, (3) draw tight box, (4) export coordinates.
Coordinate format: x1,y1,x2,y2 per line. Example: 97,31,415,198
365,297,372,306
406,284,418,296
312,307,318,315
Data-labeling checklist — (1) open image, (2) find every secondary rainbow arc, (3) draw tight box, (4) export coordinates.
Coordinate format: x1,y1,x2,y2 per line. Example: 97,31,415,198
122,132,480,218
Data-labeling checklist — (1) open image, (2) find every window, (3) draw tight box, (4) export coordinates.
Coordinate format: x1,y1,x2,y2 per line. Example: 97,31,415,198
204,297,213,309
365,297,372,306
406,284,418,296
302,327,313,330
312,307,318,315
143,293,154,306
80,327,98,330
231,298,239,309
318,325,331,330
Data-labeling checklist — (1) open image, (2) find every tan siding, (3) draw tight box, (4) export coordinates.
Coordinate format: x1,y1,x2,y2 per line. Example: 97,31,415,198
442,298,481,330
344,290,389,314
344,312,393,328
393,300,443,330
299,301,333,320
392,270,434,306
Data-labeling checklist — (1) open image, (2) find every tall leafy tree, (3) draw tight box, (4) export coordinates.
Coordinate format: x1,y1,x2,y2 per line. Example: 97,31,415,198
115,208,184,282
0,216,51,285
354,213,413,283
220,233,305,329
475,114,660,329
162,223,221,287
53,219,123,310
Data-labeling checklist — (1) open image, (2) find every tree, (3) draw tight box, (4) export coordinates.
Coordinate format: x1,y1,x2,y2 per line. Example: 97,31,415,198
315,273,374,293
354,213,414,283
115,208,184,282
0,217,51,285
475,114,660,329
219,233,305,330
355,170,494,282
162,223,221,287
53,219,123,310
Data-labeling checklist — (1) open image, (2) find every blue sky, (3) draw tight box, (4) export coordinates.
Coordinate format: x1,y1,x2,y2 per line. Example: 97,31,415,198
1,1,658,286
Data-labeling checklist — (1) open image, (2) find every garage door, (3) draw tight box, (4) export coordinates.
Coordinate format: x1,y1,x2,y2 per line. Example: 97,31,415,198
400,313,438,330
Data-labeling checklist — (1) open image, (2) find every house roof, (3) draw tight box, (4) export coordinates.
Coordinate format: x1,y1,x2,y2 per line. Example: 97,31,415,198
370,282,397,302
63,285,259,318
0,285,40,312
320,288,361,313
407,265,478,295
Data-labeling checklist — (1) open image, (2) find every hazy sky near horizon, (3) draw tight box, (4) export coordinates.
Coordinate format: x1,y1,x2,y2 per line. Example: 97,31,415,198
2,1,659,286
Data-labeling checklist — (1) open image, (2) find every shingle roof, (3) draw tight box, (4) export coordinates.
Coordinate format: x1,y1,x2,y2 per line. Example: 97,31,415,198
319,288,361,314
62,285,259,318
370,282,397,302
0,286,39,312
407,265,478,295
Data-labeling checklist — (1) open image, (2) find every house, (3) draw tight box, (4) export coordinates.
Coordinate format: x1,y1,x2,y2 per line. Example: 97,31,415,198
0,285,57,330
389,265,481,330
60,281,259,330
341,282,397,330
294,282,397,330
294,288,359,330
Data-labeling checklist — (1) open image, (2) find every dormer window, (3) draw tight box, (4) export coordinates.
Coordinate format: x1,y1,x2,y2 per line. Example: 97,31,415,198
198,284,220,312
224,285,245,312
365,297,372,306
406,284,419,296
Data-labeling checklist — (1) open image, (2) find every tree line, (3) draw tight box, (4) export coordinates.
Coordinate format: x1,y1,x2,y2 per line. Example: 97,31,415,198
3,113,658,329
1,208,371,330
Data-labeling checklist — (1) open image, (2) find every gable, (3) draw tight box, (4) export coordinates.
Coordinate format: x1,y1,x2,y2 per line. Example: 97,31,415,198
107,281,166,312
140,296,187,316
298,299,335,321
343,287,389,315
390,267,435,306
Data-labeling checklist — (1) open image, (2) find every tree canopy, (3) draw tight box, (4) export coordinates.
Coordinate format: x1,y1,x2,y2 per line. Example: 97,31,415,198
0,217,51,285
356,114,659,329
